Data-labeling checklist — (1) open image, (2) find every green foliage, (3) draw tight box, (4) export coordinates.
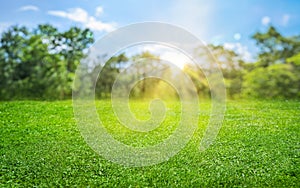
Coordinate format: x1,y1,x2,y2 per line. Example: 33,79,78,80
183,64,210,98
252,26,300,67
205,44,245,98
95,53,128,98
287,52,300,67
0,24,94,100
1,24,300,100
129,52,170,99
0,100,299,186
243,26,300,99
242,64,300,99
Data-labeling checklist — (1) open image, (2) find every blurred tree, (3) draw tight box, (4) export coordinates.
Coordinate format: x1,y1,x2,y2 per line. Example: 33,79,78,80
0,24,94,100
95,53,128,98
245,26,300,99
252,25,300,67
1,24,300,100
130,51,161,98
287,52,300,67
183,64,209,98
0,26,30,98
202,44,245,98
242,64,299,99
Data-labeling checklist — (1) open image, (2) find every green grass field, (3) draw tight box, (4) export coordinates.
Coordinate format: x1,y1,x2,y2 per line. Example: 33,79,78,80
0,100,299,187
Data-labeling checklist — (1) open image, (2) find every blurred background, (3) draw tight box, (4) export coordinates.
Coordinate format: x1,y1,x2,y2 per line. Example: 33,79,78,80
0,0,299,100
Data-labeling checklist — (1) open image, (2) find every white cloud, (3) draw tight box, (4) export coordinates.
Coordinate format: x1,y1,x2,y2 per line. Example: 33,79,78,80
142,45,190,69
95,6,103,17
48,8,88,23
48,7,115,32
85,17,115,32
224,42,253,62
261,16,271,26
18,5,39,12
233,33,241,41
224,43,235,50
281,14,290,26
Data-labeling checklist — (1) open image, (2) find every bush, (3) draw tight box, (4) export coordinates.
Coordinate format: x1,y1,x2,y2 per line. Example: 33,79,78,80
242,64,300,99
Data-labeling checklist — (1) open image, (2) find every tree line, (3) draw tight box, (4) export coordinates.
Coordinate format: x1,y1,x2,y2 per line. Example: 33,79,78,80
0,24,299,100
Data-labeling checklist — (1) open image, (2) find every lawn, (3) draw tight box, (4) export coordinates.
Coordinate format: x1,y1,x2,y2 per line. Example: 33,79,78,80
0,100,299,187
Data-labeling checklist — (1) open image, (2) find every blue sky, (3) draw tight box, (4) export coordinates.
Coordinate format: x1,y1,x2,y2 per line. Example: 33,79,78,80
1,0,300,61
